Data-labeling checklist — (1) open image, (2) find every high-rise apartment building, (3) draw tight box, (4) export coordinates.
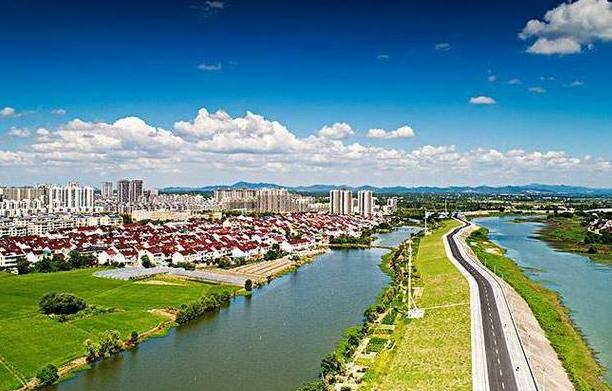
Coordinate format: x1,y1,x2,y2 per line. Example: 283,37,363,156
257,188,291,213
129,180,143,203
116,179,143,204
47,183,94,212
357,190,374,217
386,197,398,213
0,186,47,201
329,189,353,215
117,180,130,203
101,182,113,198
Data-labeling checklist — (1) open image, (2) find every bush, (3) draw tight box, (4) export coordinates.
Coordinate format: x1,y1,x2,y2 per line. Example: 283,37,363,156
297,380,325,391
37,364,59,386
175,291,232,324
39,292,86,315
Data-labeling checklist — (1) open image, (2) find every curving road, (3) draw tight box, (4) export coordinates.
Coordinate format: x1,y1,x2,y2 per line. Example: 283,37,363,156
445,219,535,391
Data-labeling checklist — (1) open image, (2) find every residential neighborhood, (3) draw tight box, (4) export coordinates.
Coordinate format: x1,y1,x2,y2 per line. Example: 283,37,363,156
0,212,383,270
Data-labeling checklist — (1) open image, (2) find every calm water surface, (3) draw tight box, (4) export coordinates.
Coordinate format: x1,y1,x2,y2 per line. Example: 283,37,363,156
54,227,418,391
474,216,612,382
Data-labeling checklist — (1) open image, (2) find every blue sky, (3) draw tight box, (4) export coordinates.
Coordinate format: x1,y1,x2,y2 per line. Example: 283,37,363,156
1,0,611,187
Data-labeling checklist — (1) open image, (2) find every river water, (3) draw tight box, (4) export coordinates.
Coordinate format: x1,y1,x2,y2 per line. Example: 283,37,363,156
474,216,612,382
53,227,418,391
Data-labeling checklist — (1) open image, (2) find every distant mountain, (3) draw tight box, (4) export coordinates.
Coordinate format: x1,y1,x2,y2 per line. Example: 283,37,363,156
161,182,612,196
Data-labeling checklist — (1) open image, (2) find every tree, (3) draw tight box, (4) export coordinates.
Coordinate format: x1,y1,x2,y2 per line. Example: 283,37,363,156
37,364,59,386
141,255,152,268
39,292,87,315
84,339,100,362
320,352,344,381
245,279,253,291
129,330,139,345
34,256,52,273
15,257,31,275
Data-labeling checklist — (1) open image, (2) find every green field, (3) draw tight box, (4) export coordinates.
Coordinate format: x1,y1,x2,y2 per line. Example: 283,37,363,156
363,220,472,390
534,216,612,264
469,228,611,391
0,269,236,390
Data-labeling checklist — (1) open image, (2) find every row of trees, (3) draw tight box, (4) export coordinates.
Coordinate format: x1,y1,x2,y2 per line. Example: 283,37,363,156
175,291,232,324
15,250,96,275
302,237,421,390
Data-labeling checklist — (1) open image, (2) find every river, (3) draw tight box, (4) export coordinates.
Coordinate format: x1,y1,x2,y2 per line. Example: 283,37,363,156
474,216,612,382
53,227,418,391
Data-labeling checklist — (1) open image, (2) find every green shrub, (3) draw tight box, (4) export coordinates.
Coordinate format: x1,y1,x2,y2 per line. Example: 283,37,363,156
39,292,86,315
37,364,59,386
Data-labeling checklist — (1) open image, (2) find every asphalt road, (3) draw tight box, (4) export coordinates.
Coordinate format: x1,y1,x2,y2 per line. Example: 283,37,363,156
447,220,519,391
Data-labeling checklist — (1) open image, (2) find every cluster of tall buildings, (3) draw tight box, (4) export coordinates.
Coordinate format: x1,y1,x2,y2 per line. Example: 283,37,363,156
102,180,144,204
330,189,375,217
214,188,323,213
0,183,94,216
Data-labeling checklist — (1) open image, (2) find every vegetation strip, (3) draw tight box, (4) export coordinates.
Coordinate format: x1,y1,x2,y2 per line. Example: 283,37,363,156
468,228,611,391
533,214,612,264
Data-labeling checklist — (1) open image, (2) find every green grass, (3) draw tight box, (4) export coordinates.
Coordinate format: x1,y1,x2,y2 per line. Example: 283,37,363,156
365,337,389,353
535,216,612,264
0,268,236,389
364,220,472,391
469,228,611,391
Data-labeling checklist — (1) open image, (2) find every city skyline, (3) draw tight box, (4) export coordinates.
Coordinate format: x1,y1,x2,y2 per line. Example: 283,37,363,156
2,0,612,187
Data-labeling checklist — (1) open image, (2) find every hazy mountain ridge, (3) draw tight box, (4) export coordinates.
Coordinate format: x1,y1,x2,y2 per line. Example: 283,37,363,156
161,182,612,195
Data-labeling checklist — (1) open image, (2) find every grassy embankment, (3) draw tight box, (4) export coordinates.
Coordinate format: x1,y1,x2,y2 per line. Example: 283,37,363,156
468,228,611,391
534,216,612,264
0,269,237,390
362,219,472,390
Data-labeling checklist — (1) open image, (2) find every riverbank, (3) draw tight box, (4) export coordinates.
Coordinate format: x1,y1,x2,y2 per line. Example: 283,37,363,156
306,220,471,390
0,269,238,390
533,216,612,264
372,219,471,390
468,227,610,391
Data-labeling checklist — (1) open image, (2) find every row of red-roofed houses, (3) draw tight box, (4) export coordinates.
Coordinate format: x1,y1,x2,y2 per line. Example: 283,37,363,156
0,212,379,269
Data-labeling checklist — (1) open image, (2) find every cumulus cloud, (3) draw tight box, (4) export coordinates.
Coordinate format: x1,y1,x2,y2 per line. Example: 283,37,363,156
376,54,391,60
508,78,522,85
8,127,31,137
488,75,497,82
567,80,585,86
318,122,355,139
528,86,547,93
469,96,496,105
197,62,222,71
1,107,19,118
367,126,415,139
51,108,66,115
434,42,451,51
519,0,612,55
0,107,609,186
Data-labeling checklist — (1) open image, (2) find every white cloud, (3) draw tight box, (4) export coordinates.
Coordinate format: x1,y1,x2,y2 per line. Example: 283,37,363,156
488,75,497,82
197,62,222,71
206,1,224,9
528,86,547,93
520,0,612,55
367,126,415,139
376,54,391,60
1,107,19,118
8,127,31,137
508,78,522,85
434,42,451,51
51,108,67,115
318,122,355,139
567,80,585,86
0,107,610,186
540,76,556,81
469,96,496,105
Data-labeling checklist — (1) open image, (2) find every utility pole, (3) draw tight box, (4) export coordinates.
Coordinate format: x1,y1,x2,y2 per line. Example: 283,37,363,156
407,238,424,319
